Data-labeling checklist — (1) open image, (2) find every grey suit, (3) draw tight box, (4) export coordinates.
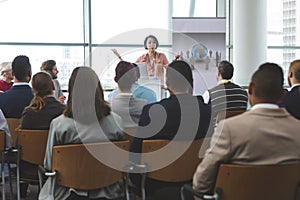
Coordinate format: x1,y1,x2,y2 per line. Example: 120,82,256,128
110,93,147,128
193,107,300,194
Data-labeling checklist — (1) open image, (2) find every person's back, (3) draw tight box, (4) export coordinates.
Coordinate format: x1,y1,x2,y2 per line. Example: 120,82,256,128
110,61,147,128
193,62,300,194
0,55,33,118
21,72,65,130
203,61,248,129
108,63,157,104
209,81,248,112
40,67,124,200
130,60,211,197
280,59,300,119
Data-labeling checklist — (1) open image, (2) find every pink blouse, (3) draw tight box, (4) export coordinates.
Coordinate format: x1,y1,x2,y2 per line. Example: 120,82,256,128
136,52,169,78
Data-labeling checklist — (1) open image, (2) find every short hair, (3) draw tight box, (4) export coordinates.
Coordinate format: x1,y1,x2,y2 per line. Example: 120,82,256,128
41,60,56,72
0,62,12,75
115,61,136,91
218,60,234,79
144,35,159,50
251,62,284,102
167,60,193,92
289,59,300,82
12,55,31,81
132,63,141,79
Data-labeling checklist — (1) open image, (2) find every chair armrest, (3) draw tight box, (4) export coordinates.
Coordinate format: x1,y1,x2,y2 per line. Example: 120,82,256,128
180,184,220,200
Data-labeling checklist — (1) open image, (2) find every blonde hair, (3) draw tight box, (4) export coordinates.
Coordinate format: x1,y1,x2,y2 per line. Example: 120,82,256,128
26,72,53,111
0,62,12,75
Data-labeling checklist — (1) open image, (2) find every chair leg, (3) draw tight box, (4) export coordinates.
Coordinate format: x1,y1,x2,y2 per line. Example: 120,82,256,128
16,149,20,200
7,162,14,199
2,154,6,200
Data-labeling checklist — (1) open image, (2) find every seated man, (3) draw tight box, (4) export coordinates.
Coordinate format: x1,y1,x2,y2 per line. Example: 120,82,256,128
203,61,248,126
279,59,300,119
108,63,157,104
110,61,147,128
0,55,33,118
130,60,211,196
193,62,300,194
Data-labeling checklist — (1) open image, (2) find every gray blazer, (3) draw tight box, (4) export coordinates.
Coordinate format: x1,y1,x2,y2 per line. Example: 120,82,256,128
39,112,124,200
110,93,147,128
193,107,300,193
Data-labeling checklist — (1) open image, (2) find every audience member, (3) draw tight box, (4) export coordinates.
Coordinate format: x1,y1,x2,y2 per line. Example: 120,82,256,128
279,59,300,119
203,60,248,130
0,55,33,118
40,60,66,103
193,63,300,194
39,67,124,200
108,63,157,104
21,72,65,129
20,72,65,198
130,60,211,196
110,61,147,128
0,62,14,92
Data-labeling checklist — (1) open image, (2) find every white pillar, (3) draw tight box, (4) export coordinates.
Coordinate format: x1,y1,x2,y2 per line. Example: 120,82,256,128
232,0,267,86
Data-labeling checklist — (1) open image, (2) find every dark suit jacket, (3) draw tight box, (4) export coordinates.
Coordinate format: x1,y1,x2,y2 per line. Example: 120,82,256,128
21,96,65,130
0,85,34,118
281,85,300,119
130,93,211,154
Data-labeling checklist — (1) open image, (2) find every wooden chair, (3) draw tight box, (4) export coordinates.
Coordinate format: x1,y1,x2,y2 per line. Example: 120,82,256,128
181,163,300,200
15,129,49,200
123,127,136,144
0,130,6,200
44,141,131,200
216,110,246,123
6,118,21,147
0,130,13,200
137,138,208,200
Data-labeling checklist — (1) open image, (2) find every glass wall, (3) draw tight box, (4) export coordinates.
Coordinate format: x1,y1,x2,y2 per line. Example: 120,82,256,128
1,0,299,91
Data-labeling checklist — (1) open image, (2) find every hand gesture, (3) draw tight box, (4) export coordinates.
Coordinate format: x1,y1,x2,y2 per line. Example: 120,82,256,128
112,49,122,60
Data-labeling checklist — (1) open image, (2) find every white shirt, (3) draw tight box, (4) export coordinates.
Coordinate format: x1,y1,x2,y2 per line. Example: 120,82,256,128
251,103,279,110
202,79,232,104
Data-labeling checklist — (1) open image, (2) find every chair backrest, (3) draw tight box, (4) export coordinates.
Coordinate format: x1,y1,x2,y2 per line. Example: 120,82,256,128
142,139,207,182
6,118,21,147
216,110,245,123
17,129,49,165
52,141,130,190
215,163,300,200
123,127,136,144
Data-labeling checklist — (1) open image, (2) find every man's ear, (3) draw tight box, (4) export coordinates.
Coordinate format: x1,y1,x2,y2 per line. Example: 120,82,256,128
114,76,118,83
248,82,254,95
51,81,55,90
288,70,293,79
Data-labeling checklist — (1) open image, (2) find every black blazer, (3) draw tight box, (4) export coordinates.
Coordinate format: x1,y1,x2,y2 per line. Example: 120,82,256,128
281,85,300,119
130,93,211,154
0,85,34,118
21,97,65,130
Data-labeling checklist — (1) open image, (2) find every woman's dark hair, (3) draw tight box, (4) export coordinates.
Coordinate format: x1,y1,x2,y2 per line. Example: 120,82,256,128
64,67,111,123
25,72,53,111
143,35,159,49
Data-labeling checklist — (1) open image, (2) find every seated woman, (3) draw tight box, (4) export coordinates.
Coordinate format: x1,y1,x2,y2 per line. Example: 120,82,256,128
39,67,124,200
20,71,65,198
21,71,65,130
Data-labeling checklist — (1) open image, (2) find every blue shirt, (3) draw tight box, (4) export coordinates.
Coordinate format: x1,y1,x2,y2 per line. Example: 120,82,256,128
108,83,157,104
